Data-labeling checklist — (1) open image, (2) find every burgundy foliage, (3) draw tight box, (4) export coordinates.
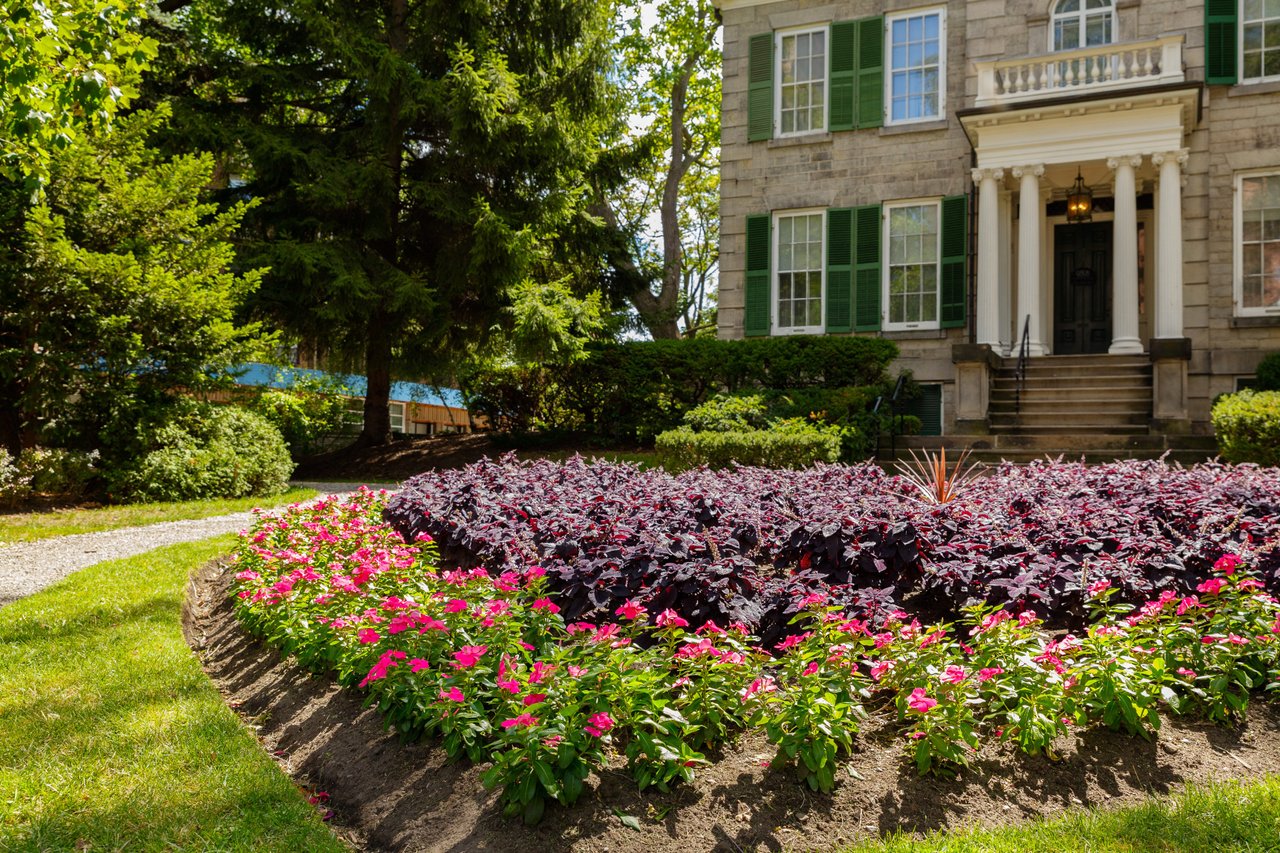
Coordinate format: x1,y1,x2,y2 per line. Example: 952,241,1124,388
384,456,1280,645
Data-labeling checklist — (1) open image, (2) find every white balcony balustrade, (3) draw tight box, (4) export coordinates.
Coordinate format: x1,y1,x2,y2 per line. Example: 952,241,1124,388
975,35,1184,108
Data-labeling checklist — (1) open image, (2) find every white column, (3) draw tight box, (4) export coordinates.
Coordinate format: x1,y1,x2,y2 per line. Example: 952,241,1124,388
1108,154,1144,354
998,191,1013,355
1013,164,1046,356
972,167,1004,347
1152,149,1189,339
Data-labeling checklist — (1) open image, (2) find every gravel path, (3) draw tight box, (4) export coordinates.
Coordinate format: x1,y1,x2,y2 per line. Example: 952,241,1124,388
0,481,398,608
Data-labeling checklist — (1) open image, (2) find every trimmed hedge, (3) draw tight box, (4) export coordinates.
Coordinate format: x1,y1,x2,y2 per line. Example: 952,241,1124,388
1213,390,1280,467
1256,352,1280,392
463,336,899,445
655,422,842,470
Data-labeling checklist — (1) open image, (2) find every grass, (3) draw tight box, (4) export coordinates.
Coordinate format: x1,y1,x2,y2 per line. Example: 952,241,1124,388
844,776,1280,852
0,536,346,852
0,487,318,545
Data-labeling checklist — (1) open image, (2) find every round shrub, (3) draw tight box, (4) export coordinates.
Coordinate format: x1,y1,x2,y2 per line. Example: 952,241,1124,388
1212,390,1280,467
110,403,294,502
249,386,350,459
1256,351,1280,392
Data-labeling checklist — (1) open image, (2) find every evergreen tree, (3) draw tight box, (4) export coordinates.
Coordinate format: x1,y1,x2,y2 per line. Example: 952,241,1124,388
155,0,617,445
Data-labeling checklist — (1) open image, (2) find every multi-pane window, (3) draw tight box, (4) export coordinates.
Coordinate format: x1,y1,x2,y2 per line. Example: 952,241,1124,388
886,203,940,327
1243,0,1280,82
1239,173,1280,313
774,211,825,331
1051,0,1114,51
389,402,406,432
887,10,943,123
776,28,826,135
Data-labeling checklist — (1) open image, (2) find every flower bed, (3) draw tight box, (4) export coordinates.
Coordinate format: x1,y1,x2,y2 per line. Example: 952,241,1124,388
384,456,1280,643
234,487,1280,823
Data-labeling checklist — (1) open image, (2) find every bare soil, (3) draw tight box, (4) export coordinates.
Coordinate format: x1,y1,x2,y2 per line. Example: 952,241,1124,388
184,556,1280,853
293,434,500,482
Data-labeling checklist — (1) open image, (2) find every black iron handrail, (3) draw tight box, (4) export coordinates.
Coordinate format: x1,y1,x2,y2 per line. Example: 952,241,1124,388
1014,314,1031,417
872,373,909,463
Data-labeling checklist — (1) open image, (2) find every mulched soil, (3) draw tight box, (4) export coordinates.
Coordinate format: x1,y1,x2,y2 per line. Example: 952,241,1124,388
293,434,500,482
184,556,1280,853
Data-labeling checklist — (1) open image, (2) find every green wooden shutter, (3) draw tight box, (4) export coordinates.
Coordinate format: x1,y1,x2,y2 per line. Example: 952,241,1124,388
856,16,884,129
940,194,968,329
744,214,771,337
826,208,854,332
905,384,943,436
853,204,881,331
1205,0,1238,85
829,22,857,131
748,33,774,141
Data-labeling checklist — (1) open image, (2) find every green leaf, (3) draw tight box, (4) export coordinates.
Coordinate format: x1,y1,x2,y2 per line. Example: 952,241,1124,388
613,809,643,831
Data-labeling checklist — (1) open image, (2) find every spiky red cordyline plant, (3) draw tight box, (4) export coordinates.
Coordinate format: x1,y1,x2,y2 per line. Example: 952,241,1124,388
895,446,984,504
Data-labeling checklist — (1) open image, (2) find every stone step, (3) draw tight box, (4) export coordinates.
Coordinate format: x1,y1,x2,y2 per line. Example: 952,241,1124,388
998,354,1151,368
991,410,1151,426
994,368,1153,383
880,448,1216,466
889,434,1216,452
989,399,1152,415
990,423,1152,435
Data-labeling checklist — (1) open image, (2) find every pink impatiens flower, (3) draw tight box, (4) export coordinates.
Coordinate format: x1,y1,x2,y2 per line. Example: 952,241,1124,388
941,665,967,684
1214,553,1243,575
497,678,521,694
1197,577,1227,596
776,632,810,652
523,693,548,706
1177,667,1197,679
978,667,1004,682
531,598,560,614
409,658,430,673
655,609,689,629
1087,579,1112,596
1017,610,1039,627
615,600,646,620
440,687,465,702
452,644,488,668
444,598,469,613
906,688,937,713
357,628,381,645
583,712,615,737
869,660,896,682
500,713,537,729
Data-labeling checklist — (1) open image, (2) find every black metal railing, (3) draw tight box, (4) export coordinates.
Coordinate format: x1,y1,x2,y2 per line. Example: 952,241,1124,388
873,373,909,462
1014,314,1031,417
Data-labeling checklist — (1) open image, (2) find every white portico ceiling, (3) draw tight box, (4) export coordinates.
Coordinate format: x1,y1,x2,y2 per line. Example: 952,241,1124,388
960,88,1200,171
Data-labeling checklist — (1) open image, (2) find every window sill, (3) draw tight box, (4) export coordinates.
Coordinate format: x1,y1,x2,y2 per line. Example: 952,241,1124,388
1230,314,1280,327
879,328,947,340
767,132,833,149
1227,79,1280,97
879,118,949,136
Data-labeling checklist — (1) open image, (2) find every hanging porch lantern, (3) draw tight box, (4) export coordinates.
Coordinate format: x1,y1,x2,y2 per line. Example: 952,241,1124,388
1066,167,1093,224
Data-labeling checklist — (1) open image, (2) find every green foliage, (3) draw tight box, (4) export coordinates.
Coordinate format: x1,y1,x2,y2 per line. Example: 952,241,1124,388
0,447,99,508
1212,390,1280,467
654,422,842,470
0,0,155,188
246,372,352,460
505,278,609,367
681,394,770,432
463,336,899,445
1256,351,1280,391
0,108,268,461
106,402,292,503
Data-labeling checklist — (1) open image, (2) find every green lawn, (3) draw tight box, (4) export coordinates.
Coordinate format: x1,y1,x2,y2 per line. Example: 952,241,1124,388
847,776,1280,852
0,536,346,852
0,488,318,545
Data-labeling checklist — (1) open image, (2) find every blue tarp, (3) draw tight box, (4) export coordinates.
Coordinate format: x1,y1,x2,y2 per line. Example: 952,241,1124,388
231,363,466,409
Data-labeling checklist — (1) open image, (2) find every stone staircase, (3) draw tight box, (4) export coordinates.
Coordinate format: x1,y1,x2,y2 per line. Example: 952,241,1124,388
878,354,1218,467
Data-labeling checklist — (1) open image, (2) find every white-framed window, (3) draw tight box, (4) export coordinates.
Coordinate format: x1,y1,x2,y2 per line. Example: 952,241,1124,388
1235,170,1280,316
389,401,406,432
883,200,941,329
773,209,826,334
886,8,944,125
775,27,828,136
1050,0,1115,51
1242,0,1280,83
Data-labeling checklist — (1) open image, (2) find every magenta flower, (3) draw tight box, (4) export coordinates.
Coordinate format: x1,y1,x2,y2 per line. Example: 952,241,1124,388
1017,610,1038,627
906,688,937,713
409,658,430,673
567,665,587,677
531,598,560,614
615,600,646,620
870,660,896,682
583,712,615,737
497,678,521,694
523,693,547,706
386,614,416,635
740,676,777,702
529,662,556,684
801,661,820,676
493,572,520,592
417,616,448,633
978,667,1004,682
357,628,381,645
452,644,488,668
941,665,967,684
440,687,465,702
1198,578,1227,596
1214,553,1243,575
1228,633,1249,646
1087,579,1111,596
1177,667,1197,679
655,609,689,629
500,713,538,729
444,598,469,613
1177,595,1201,615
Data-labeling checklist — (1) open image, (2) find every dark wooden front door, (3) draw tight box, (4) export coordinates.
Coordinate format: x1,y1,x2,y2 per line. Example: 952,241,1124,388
1053,222,1112,355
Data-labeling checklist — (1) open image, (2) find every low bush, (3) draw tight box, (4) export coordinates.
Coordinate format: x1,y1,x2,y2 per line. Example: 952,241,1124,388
1255,351,1280,392
1212,390,1280,467
107,402,293,502
385,456,1280,645
247,379,351,459
236,493,1280,819
679,394,771,432
0,447,100,507
462,336,900,445
654,420,842,470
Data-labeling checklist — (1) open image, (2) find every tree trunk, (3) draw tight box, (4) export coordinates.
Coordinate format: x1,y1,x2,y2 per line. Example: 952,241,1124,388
358,318,393,446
